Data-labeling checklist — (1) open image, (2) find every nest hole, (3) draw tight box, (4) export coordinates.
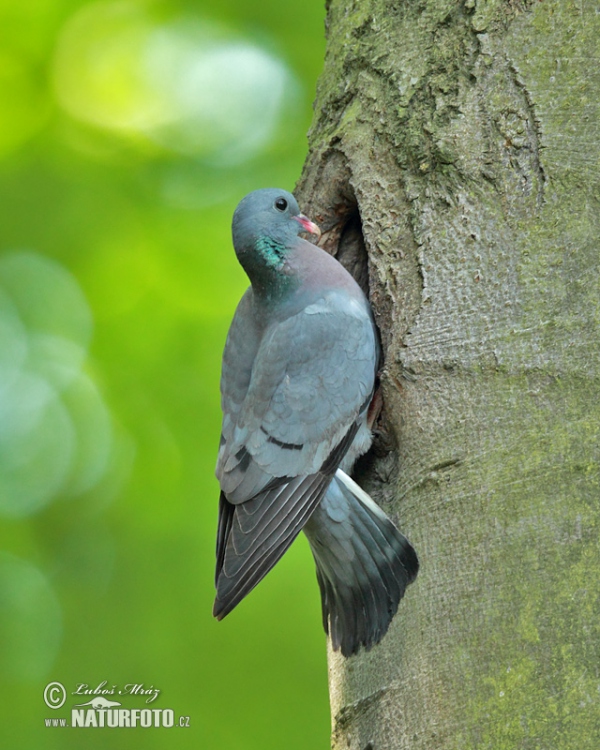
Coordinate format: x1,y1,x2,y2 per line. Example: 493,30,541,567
334,204,370,297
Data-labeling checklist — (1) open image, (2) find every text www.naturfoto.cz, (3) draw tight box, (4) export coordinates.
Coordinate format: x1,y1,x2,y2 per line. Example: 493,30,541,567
44,709,190,728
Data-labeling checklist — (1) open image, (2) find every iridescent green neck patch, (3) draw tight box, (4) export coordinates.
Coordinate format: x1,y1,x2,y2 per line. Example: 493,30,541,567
254,236,286,269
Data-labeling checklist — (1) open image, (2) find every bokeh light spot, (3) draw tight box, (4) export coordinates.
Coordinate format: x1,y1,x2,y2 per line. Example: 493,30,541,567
53,2,300,162
53,1,164,132
144,24,296,163
0,251,115,518
0,553,62,681
61,374,112,497
0,289,28,392
0,374,75,518
0,251,92,349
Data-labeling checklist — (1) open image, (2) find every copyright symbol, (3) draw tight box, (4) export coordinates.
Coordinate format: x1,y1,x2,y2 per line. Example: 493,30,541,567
44,682,66,709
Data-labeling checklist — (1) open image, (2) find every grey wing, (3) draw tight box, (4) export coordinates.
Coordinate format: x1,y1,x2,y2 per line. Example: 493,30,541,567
214,290,377,618
214,422,359,619
217,291,377,502
218,289,262,455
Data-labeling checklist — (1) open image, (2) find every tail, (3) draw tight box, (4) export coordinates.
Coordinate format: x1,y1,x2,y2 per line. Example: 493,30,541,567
303,470,418,657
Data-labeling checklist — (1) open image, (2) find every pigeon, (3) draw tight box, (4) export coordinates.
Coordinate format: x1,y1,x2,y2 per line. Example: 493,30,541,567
214,188,418,656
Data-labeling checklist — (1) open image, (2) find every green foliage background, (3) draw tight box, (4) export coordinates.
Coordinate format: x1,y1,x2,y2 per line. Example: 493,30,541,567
0,0,329,746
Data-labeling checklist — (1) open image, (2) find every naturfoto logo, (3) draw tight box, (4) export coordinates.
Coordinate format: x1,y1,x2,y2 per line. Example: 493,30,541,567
43,681,191,729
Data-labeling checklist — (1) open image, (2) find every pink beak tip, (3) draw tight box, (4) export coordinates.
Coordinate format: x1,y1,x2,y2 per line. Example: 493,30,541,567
294,214,321,240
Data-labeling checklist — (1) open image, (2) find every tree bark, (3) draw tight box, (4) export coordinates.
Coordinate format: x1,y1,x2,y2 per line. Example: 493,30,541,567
296,1,600,748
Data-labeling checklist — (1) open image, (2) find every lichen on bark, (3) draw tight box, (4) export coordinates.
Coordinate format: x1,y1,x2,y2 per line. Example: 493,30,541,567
296,1,600,748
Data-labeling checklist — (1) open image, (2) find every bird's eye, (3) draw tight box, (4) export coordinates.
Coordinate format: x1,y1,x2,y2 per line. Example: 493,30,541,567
274,197,288,212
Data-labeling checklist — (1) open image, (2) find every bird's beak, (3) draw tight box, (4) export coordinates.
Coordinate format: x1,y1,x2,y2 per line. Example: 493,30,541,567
293,214,321,240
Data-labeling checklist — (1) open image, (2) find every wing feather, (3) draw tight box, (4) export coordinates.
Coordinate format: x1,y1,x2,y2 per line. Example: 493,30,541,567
214,423,360,619
217,290,377,503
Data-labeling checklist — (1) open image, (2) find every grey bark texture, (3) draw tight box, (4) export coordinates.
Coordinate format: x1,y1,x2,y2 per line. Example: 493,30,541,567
295,1,600,748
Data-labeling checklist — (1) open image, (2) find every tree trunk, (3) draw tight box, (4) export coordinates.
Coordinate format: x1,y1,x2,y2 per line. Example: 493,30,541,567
296,1,600,748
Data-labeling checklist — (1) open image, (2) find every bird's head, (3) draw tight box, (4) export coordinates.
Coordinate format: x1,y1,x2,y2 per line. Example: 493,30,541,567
231,189,321,276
